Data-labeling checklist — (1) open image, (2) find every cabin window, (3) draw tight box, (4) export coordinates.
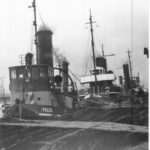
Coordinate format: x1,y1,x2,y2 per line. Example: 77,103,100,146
99,69,103,74
18,68,24,79
94,70,99,75
40,68,47,78
11,69,17,79
32,68,38,79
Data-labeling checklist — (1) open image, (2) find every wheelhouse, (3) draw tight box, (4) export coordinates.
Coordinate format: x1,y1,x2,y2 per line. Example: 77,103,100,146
9,64,53,92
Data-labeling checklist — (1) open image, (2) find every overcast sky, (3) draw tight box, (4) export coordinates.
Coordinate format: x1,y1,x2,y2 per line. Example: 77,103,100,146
0,0,148,92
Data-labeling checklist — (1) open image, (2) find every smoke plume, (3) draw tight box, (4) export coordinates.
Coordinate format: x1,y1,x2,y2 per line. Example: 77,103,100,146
53,48,69,65
38,25,53,33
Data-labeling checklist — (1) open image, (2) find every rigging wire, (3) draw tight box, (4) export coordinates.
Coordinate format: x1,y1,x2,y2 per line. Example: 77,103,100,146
85,52,91,75
92,26,102,57
30,25,34,53
83,32,90,74
84,25,102,75
82,30,91,75
131,0,134,73
94,45,101,57
94,31,103,56
68,69,87,89
85,40,92,75
69,69,81,84
38,11,47,30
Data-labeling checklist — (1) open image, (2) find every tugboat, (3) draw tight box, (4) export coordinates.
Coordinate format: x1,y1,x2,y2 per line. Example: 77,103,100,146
6,0,78,119
80,10,121,105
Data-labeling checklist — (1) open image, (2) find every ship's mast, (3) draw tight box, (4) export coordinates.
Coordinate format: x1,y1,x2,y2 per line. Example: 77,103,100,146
87,10,97,91
29,0,38,64
127,49,133,88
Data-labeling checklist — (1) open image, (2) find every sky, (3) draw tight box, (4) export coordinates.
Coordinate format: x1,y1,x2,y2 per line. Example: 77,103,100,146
0,0,148,92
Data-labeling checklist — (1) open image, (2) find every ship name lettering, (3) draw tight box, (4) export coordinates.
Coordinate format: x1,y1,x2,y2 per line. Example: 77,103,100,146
42,107,53,113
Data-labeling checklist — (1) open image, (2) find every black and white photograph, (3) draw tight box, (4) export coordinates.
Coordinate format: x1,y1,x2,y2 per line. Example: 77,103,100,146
0,0,148,149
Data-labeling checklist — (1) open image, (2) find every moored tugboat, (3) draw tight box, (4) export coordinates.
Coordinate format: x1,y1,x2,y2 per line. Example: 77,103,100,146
6,1,78,119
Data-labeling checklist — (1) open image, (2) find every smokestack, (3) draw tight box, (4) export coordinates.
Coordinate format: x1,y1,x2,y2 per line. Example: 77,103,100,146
37,29,53,67
119,76,123,85
62,60,69,93
95,57,107,71
25,53,33,65
123,64,131,89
